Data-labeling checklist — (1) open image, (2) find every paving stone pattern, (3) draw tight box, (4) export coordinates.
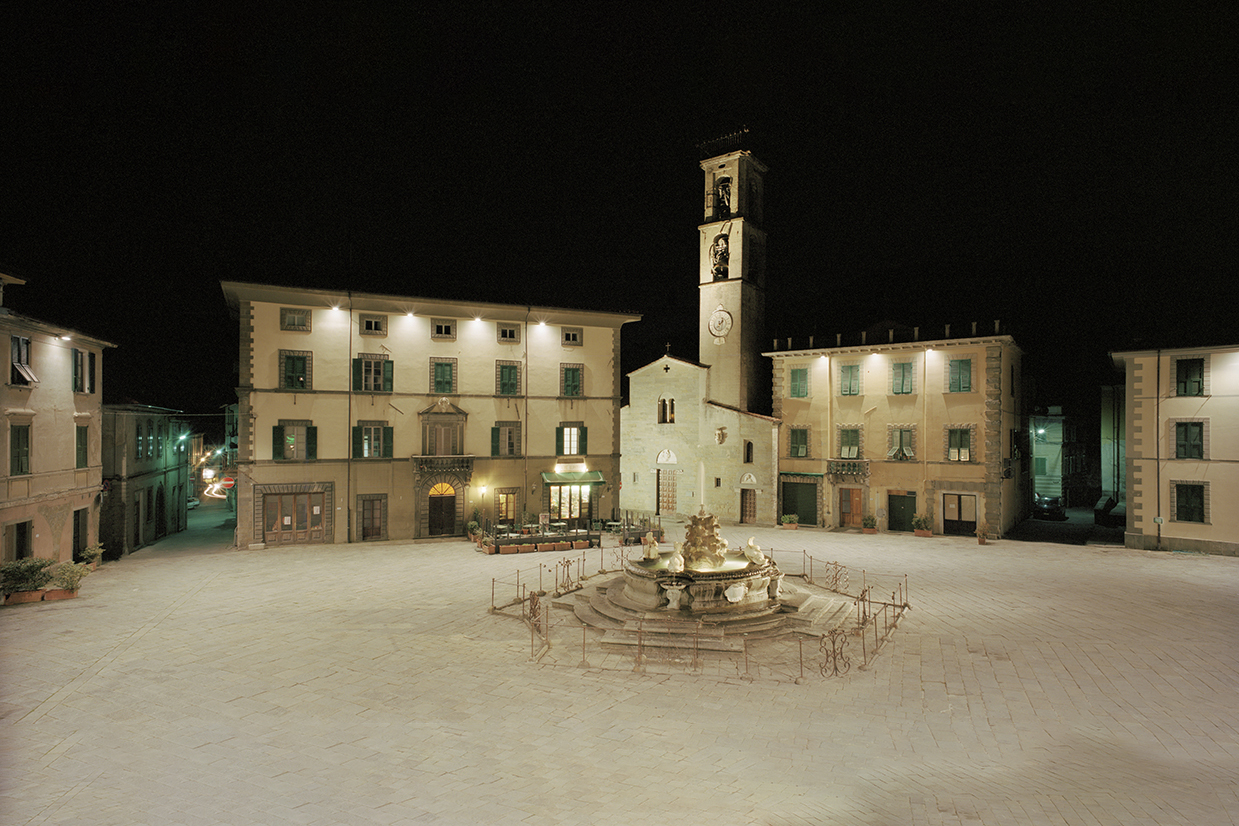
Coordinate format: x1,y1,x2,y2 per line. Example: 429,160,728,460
2,503,1237,825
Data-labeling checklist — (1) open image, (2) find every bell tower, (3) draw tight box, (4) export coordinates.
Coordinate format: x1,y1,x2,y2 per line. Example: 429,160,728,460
697,146,767,412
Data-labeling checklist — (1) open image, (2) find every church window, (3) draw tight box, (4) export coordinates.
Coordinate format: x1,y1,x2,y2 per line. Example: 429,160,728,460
744,440,753,464
658,398,675,423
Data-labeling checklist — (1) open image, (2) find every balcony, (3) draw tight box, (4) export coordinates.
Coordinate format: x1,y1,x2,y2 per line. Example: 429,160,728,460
413,455,474,474
826,459,870,479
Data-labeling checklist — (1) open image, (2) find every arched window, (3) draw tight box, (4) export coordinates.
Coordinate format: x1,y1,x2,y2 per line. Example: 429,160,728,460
658,397,675,424
156,424,164,458
136,422,144,459
147,420,154,458
744,440,754,464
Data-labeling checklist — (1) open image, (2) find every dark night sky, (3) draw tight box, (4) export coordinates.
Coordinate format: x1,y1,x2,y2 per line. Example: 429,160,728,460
3,5,1236,438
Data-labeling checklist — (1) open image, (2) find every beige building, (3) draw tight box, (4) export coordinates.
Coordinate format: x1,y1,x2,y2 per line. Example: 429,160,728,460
221,282,639,547
621,142,780,525
100,404,191,555
765,326,1029,535
1,274,114,562
1111,344,1238,556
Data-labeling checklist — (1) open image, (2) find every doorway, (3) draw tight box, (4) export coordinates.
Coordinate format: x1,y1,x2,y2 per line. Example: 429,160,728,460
887,493,916,532
428,482,456,536
781,481,818,526
943,493,978,536
739,488,756,524
263,492,327,545
840,488,863,528
657,469,677,516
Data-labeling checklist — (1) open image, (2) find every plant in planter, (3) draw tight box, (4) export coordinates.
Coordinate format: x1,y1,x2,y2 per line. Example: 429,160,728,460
780,514,799,529
466,520,481,542
862,515,878,534
912,514,932,536
75,543,104,568
1,558,56,604
976,521,990,545
44,562,90,600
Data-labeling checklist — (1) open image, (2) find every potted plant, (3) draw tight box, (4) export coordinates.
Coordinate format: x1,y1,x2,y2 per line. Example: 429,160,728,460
1,558,56,605
976,521,990,545
780,514,799,529
466,520,481,543
75,543,104,569
44,562,90,600
912,514,932,537
862,515,877,534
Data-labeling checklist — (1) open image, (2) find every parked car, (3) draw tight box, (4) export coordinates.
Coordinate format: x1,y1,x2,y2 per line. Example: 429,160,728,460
187,496,200,510
1033,493,1065,520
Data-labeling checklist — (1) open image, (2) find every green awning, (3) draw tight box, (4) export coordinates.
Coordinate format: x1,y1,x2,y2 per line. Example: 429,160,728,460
541,471,605,484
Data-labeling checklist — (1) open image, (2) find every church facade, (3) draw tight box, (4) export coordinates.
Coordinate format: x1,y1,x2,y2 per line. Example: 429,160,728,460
620,147,779,525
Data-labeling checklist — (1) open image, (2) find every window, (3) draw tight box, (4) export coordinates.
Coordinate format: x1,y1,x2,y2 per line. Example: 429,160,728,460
353,355,394,393
273,421,317,461
744,440,753,464
1176,358,1204,396
156,424,164,458
948,359,972,392
279,350,312,390
840,428,860,459
888,427,915,460
353,421,393,459
557,424,586,456
497,323,520,344
280,308,311,331
948,428,971,462
658,398,675,423
790,428,809,458
10,336,36,385
840,364,860,396
561,327,582,347
892,362,913,395
1175,422,1204,459
789,367,808,398
10,423,31,475
1174,482,1206,523
495,488,518,524
429,358,455,394
72,349,96,393
76,425,88,468
359,314,387,336
561,364,583,397
146,420,154,458
715,478,721,487
136,422,144,459
497,361,521,396
549,483,591,521
432,319,456,340
491,421,522,457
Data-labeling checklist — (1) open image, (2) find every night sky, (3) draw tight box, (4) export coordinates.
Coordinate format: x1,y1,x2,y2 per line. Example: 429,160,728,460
4,6,1236,439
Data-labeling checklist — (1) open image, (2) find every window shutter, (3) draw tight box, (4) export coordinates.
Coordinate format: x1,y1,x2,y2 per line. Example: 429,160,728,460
88,352,96,393
491,427,500,456
72,349,81,391
383,361,394,392
353,359,363,392
352,426,363,458
272,426,285,460
556,427,564,456
579,427,587,456
306,427,317,461
382,427,394,458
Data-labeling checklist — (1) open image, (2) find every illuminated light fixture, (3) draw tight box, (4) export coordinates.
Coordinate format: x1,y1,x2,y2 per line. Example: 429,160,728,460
479,484,487,495
61,335,72,341
538,320,546,326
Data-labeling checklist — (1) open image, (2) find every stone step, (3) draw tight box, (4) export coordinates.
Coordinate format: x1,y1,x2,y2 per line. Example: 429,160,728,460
620,619,725,638
572,601,624,630
599,630,743,653
784,596,852,634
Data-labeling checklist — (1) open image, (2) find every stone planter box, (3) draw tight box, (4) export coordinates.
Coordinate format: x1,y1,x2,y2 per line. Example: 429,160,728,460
780,523,799,529
518,544,537,553
43,589,78,601
4,590,45,605
499,545,519,554
573,540,590,550
914,528,932,537
863,528,877,534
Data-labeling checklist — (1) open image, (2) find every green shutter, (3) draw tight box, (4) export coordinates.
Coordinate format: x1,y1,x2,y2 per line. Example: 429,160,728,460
949,359,971,392
491,427,500,456
353,359,363,392
272,426,285,460
382,427,394,458
555,427,564,455
579,427,587,456
383,361,394,392
353,426,363,458
306,426,317,460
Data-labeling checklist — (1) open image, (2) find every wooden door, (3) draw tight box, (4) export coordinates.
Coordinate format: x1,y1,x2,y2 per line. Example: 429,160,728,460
840,488,863,528
740,488,756,524
657,470,677,515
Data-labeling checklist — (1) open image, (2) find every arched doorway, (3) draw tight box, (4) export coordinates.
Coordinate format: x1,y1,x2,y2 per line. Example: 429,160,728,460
428,482,456,536
155,485,167,538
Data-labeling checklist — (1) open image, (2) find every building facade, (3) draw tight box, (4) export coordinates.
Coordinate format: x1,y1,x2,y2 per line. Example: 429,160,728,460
222,282,640,548
765,326,1029,535
1111,344,1238,556
621,144,779,525
1,274,113,562
100,405,191,555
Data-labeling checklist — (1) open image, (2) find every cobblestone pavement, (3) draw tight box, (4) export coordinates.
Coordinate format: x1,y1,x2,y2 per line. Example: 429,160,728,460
3,502,1237,825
